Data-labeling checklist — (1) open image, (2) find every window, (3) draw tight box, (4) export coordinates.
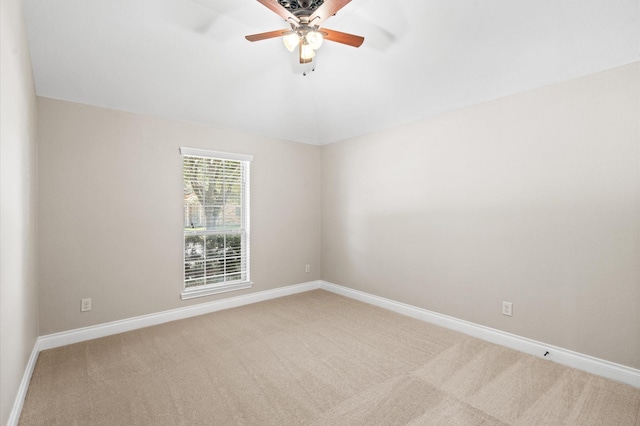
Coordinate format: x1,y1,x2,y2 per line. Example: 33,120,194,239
180,147,252,300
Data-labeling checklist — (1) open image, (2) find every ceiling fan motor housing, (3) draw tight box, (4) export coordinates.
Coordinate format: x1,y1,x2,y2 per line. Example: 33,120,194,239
278,0,324,14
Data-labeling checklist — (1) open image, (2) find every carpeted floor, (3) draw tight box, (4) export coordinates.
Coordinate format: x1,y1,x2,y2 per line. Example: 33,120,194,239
19,290,640,425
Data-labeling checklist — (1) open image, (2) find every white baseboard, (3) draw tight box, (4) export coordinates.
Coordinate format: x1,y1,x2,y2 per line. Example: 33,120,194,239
319,281,640,389
7,341,40,426
39,280,322,351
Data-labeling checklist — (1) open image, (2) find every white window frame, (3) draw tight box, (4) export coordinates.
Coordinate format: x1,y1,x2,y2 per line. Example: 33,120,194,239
180,147,253,300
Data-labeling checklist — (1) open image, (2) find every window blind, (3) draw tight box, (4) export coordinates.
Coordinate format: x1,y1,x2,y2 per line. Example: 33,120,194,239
181,148,252,296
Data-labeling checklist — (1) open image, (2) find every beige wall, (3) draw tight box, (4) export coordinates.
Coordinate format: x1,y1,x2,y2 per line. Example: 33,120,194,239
37,98,322,334
322,63,640,369
0,0,39,423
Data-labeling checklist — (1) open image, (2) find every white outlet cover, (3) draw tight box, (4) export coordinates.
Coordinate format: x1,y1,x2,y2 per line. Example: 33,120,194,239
502,301,513,317
81,298,92,312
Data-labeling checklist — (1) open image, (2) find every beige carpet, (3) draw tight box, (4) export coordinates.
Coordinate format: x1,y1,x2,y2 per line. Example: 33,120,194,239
19,290,640,425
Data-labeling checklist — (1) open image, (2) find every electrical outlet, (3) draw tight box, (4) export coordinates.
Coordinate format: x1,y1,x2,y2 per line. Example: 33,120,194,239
305,264,310,273
81,298,92,312
502,301,512,317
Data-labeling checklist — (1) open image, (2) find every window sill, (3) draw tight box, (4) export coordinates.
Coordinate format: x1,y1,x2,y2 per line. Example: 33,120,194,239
181,281,253,300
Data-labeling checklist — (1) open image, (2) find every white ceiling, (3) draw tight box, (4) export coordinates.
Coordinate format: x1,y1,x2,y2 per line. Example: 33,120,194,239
22,0,639,145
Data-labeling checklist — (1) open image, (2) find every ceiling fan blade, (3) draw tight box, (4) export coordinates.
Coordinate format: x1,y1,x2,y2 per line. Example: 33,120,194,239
309,0,352,26
322,28,364,47
256,0,298,23
245,29,289,42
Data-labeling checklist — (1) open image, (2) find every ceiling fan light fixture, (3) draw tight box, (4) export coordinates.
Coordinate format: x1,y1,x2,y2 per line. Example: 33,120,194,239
305,31,323,50
283,32,300,52
247,0,365,67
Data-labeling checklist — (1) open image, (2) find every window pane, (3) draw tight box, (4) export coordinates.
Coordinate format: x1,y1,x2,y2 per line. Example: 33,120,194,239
184,235,205,288
205,234,224,255
224,205,241,229
205,259,224,280
203,159,223,206
184,203,204,230
225,234,242,279
205,206,223,229
185,235,204,260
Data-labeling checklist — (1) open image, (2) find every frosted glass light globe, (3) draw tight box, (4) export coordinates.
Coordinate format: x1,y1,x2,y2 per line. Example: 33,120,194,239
283,33,300,52
305,31,323,50
300,43,315,60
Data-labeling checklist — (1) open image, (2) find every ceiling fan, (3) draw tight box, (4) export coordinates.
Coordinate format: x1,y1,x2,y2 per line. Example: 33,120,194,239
245,0,364,64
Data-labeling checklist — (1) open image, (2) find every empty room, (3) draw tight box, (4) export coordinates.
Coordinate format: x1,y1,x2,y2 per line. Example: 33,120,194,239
2,0,639,424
